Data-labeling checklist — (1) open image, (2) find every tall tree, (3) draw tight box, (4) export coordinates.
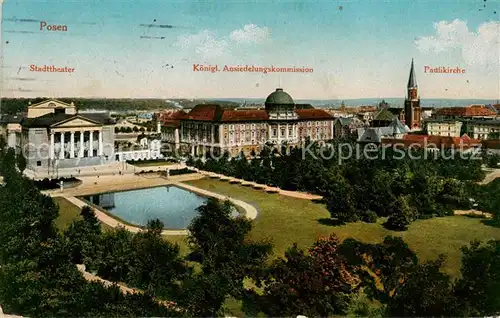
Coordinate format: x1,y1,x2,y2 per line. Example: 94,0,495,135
387,256,457,317
453,240,500,316
179,198,272,315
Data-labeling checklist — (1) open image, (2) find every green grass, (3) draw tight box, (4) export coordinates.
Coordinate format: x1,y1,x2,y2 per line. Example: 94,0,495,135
184,178,500,278
53,197,113,232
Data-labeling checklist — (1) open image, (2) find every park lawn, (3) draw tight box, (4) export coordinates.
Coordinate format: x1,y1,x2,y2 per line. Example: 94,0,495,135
53,197,113,232
184,178,500,278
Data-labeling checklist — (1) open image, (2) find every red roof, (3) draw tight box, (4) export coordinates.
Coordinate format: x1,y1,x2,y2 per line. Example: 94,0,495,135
158,110,186,127
220,110,268,122
183,104,224,121
296,109,334,120
382,134,481,149
436,105,497,117
482,139,500,149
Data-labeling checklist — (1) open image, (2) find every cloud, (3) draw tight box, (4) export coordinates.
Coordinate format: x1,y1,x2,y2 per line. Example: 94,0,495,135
415,19,500,66
175,24,270,59
175,30,229,59
230,24,271,44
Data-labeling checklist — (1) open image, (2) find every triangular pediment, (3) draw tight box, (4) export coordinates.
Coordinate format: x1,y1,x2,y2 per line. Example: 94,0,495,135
29,99,73,109
51,115,101,128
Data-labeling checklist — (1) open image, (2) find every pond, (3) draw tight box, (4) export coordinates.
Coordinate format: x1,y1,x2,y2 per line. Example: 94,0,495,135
80,185,238,230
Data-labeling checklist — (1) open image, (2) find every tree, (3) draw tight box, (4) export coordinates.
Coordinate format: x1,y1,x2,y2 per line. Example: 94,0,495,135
179,198,272,315
65,206,102,265
259,242,350,317
339,236,419,304
114,126,120,133
0,135,6,151
387,256,456,317
126,219,188,297
325,174,358,223
385,195,416,231
139,127,145,133
453,240,500,316
16,152,27,173
133,126,139,133
488,132,500,139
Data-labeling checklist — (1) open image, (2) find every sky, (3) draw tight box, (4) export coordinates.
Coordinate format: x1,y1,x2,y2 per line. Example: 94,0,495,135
1,0,499,100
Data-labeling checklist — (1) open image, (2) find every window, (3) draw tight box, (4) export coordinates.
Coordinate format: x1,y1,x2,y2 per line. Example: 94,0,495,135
36,161,41,166
272,128,277,137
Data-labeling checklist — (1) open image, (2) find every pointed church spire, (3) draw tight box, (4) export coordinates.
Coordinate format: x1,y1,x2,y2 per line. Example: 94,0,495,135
407,58,417,88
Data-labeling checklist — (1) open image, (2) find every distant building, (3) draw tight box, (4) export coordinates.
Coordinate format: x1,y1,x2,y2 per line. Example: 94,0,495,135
158,88,336,156
382,134,480,151
433,105,498,120
115,134,163,162
465,119,500,140
404,59,422,130
357,118,409,144
425,119,463,137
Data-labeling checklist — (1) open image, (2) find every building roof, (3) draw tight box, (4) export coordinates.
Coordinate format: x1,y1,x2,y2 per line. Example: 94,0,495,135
357,118,409,143
467,119,500,126
220,110,269,122
482,139,500,149
385,134,482,148
158,110,187,127
182,104,225,121
407,58,417,88
295,109,334,120
424,118,462,123
295,104,314,109
337,117,353,126
374,107,396,122
265,88,294,105
435,105,497,117
358,128,383,143
22,112,114,128
0,114,24,124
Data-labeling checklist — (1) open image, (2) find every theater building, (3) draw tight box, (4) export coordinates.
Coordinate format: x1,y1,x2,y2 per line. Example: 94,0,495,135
4,99,116,174
158,88,335,156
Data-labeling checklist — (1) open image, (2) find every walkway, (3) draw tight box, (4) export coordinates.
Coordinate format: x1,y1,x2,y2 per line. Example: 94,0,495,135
47,172,258,236
479,168,500,185
191,168,323,200
76,264,180,311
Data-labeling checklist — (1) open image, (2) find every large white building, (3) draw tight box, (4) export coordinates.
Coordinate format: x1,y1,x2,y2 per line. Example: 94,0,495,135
157,88,336,156
1,99,116,173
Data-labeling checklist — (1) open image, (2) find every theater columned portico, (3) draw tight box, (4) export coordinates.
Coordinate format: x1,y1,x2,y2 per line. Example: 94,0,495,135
49,127,104,160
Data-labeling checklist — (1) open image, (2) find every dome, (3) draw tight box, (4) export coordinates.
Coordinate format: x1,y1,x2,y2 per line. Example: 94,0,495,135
265,88,294,105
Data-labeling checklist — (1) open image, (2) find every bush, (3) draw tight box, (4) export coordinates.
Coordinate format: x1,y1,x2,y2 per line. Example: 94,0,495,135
361,210,378,223
33,177,79,190
169,168,195,176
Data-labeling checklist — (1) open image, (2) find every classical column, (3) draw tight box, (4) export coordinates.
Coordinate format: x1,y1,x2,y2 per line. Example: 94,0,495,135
50,132,55,159
219,125,224,147
59,132,65,159
285,124,289,139
89,130,94,157
98,130,103,156
79,131,85,158
175,128,180,150
277,123,281,143
268,125,271,140
211,125,215,144
70,131,75,158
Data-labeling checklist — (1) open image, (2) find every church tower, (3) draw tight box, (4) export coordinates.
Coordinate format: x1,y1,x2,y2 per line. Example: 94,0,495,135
404,59,421,129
